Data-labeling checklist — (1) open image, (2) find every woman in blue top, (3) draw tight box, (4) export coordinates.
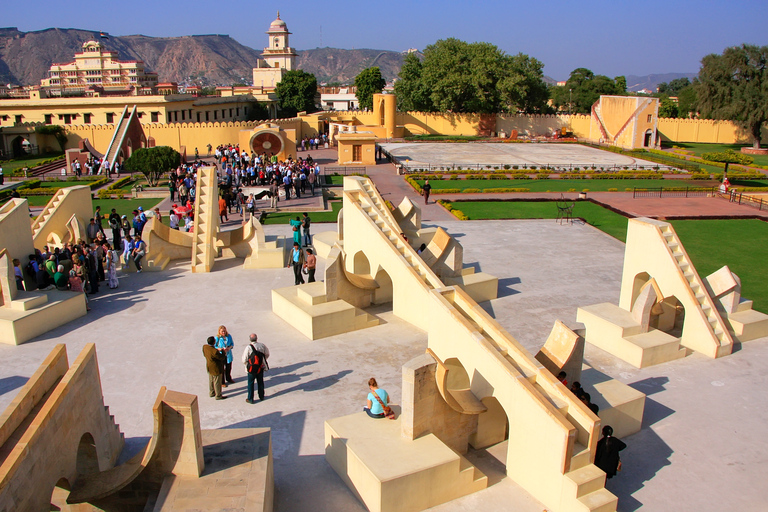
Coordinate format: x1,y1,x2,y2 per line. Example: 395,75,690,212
364,378,389,418
289,216,302,246
215,325,235,385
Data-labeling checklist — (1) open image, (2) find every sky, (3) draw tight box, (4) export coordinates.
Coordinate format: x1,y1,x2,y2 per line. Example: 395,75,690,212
3,0,767,80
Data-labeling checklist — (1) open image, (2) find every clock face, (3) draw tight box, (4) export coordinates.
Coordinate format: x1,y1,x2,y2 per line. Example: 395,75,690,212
251,131,283,156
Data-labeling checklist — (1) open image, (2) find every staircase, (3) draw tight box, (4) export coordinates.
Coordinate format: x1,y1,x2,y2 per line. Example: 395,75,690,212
100,105,134,172
29,158,66,177
191,167,218,273
345,177,616,511
31,188,66,240
659,222,734,357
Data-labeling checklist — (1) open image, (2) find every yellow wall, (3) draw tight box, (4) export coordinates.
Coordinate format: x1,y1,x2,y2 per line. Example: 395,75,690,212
657,118,768,144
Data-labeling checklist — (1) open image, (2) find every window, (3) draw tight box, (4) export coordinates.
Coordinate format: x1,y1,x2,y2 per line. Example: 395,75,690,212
647,114,653,123
44,114,53,125
63,114,72,125
236,107,240,116
151,112,159,123
214,110,218,120
197,112,201,122
83,113,91,124
106,113,114,123
181,110,185,121
15,115,22,124
205,111,210,121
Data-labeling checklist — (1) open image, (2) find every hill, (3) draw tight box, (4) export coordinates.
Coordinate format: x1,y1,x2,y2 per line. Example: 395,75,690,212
625,72,698,92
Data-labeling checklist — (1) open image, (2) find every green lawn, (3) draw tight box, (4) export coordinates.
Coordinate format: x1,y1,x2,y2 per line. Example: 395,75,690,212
420,179,722,193
0,153,64,175
445,200,629,241
668,142,768,168
670,219,768,312
262,200,342,225
6,195,163,215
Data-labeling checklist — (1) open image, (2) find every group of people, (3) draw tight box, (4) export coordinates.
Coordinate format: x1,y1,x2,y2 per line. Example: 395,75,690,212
202,326,270,404
288,213,316,285
558,371,627,480
70,155,122,177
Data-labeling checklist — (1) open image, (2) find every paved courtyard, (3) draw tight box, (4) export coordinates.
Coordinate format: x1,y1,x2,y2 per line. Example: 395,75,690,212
381,142,669,170
0,220,766,512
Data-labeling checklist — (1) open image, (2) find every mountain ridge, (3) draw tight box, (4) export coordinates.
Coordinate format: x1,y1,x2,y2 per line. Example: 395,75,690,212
0,27,697,93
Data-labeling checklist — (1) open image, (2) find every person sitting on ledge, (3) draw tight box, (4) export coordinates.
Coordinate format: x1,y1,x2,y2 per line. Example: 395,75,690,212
363,378,389,419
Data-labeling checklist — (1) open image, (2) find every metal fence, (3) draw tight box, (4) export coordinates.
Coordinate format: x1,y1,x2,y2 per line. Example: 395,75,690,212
633,187,715,198
399,162,678,173
729,190,768,211
323,166,367,175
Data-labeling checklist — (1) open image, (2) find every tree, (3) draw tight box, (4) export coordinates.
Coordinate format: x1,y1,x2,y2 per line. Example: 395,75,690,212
34,125,68,152
246,101,270,122
275,70,318,116
394,38,549,114
676,84,698,118
394,53,432,111
550,68,625,114
123,146,180,187
354,67,386,110
658,77,691,96
696,44,768,149
658,96,679,118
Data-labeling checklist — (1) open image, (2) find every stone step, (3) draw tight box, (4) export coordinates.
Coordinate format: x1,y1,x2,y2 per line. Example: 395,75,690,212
577,488,618,512
565,464,606,498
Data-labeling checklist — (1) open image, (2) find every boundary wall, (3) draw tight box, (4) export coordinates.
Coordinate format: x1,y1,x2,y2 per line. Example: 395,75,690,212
58,113,768,156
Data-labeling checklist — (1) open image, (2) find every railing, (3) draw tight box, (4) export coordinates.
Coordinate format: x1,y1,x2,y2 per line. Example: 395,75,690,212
323,166,366,175
633,187,715,198
399,162,679,173
728,190,768,211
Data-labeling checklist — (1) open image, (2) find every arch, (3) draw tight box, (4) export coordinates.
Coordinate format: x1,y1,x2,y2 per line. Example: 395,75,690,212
11,136,27,158
352,250,370,275
373,267,392,304
125,138,133,158
643,129,653,147
469,396,509,451
379,98,386,126
652,295,685,336
50,477,71,511
76,432,101,476
630,272,650,306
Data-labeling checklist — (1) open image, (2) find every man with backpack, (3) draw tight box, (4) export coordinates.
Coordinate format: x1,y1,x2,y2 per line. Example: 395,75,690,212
241,333,270,404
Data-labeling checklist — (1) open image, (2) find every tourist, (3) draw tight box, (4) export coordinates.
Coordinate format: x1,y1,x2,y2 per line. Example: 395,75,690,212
288,242,305,285
304,248,316,283
121,236,134,269
203,336,228,400
269,180,279,209
168,177,177,202
219,193,228,223
307,169,316,196
363,378,390,419
54,264,68,290
215,326,235,385
85,246,99,294
86,218,99,244
289,216,302,247
121,215,131,240
68,269,90,311
301,212,311,247
94,206,106,237
169,209,180,230
13,259,23,291
153,208,162,224
594,426,626,480
109,209,122,251
557,371,568,387
241,333,270,403
131,234,146,272
136,207,147,236
422,179,432,204
105,243,118,289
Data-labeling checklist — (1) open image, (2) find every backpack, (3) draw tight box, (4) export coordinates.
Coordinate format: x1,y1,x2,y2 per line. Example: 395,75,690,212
247,344,267,374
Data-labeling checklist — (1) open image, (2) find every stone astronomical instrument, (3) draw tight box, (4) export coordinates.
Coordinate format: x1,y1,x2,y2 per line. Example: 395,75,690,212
250,131,284,156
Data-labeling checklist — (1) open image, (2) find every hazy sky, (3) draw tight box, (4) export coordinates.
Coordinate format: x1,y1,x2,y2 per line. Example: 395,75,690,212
5,0,766,80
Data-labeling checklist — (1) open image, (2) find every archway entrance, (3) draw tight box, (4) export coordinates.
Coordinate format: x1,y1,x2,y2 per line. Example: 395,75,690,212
50,477,71,511
643,129,653,147
11,136,27,158
373,268,392,305
467,396,510,484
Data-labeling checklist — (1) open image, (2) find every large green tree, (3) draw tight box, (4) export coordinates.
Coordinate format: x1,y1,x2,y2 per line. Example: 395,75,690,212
676,84,698,118
123,146,180,187
275,70,318,116
657,77,691,95
394,39,549,114
354,67,386,110
550,68,625,114
696,44,768,149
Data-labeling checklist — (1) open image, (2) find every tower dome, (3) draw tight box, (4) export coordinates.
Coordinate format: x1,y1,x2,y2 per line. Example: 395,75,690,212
269,12,288,32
